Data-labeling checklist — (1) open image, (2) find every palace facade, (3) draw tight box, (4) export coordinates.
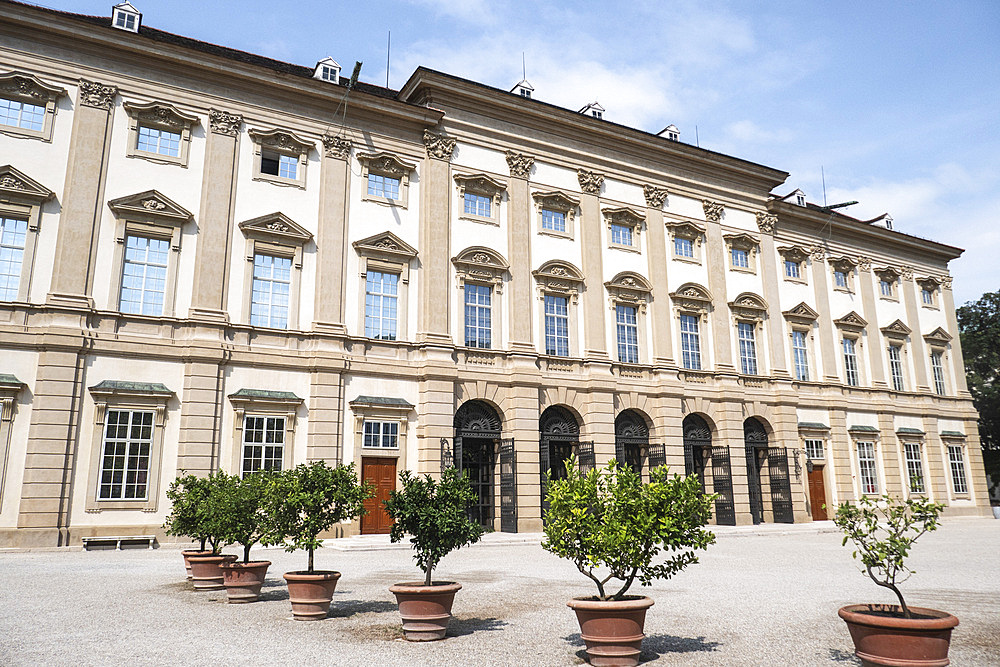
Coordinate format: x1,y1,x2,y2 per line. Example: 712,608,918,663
0,1,990,547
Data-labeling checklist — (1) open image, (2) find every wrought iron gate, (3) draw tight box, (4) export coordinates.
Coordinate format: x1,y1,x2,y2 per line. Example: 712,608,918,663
647,443,666,469
767,447,794,524
711,445,736,525
539,438,550,516
499,438,517,533
745,445,764,524
578,441,595,472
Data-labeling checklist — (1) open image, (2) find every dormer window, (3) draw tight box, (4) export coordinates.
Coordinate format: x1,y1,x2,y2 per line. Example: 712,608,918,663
313,58,341,84
658,124,680,142
579,102,604,119
511,79,534,99
112,2,141,33
796,193,806,206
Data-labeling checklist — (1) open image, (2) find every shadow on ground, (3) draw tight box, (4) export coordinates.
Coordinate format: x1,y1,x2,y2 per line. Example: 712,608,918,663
563,631,721,663
827,648,861,663
327,599,397,618
449,616,508,637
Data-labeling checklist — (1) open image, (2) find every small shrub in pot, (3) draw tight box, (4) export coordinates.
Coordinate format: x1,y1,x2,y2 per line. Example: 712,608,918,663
210,470,277,603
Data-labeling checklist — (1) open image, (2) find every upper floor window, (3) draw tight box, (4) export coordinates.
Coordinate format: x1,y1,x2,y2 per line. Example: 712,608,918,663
250,127,312,189
604,207,643,251
834,270,849,289
903,442,925,493
544,294,569,357
0,98,43,132
262,152,297,180
680,313,702,370
250,254,291,329
119,235,169,316
137,126,180,157
0,216,27,301
791,329,809,381
124,101,198,167
880,279,894,297
238,212,312,331
785,259,800,279
0,71,66,142
363,420,400,449
313,57,341,83
354,231,417,342
456,173,506,226
542,208,566,232
464,283,492,349
930,352,947,396
843,337,860,386
919,280,940,307
365,270,399,340
732,248,749,269
241,415,285,475
778,245,809,283
368,173,400,200
675,237,694,258
358,151,417,208
464,192,491,218
856,441,879,495
888,344,905,392
112,2,141,32
611,223,633,247
616,304,639,364
668,221,705,263
737,321,758,375
830,257,856,292
947,445,968,494
724,232,758,273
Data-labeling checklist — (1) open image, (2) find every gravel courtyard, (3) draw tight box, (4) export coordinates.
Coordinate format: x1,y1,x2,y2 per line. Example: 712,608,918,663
2,518,998,666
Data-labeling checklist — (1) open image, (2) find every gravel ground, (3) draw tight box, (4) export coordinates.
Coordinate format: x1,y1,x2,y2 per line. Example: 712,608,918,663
1,518,998,666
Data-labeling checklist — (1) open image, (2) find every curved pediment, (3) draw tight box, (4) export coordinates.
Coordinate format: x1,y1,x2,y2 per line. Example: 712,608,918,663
0,70,65,103
729,292,768,321
670,282,713,313
123,101,200,129
357,151,416,178
452,246,510,292
605,271,653,310
533,260,585,299
454,172,507,203
602,206,645,227
248,127,313,155
531,189,580,211
107,189,193,225
777,245,810,263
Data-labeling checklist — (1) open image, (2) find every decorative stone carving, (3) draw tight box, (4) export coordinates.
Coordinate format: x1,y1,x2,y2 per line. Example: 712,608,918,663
532,260,585,302
239,212,313,257
603,206,645,238
452,246,510,293
923,327,953,347
834,311,868,332
123,101,198,131
353,231,418,264
532,190,579,213
940,274,953,290
209,109,243,136
702,200,724,222
0,165,54,206
874,266,901,281
777,245,810,264
755,211,778,234
454,173,507,206
505,150,534,178
728,292,768,322
666,220,706,246
358,151,416,178
857,256,872,271
899,265,914,281
423,130,456,160
78,80,117,110
782,302,819,325
249,127,313,154
880,319,912,340
107,190,193,226
810,245,826,261
643,185,668,208
605,271,653,312
577,169,604,195
669,282,713,314
0,175,22,189
322,134,352,159
0,71,65,102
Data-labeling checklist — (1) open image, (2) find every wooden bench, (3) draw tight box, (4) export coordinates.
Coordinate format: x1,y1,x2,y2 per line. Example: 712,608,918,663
81,535,156,550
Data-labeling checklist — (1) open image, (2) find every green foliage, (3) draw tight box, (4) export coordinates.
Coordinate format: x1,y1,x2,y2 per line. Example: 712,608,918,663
833,494,944,618
204,470,276,563
541,457,716,601
957,291,1000,501
266,461,371,573
164,474,216,552
384,468,487,586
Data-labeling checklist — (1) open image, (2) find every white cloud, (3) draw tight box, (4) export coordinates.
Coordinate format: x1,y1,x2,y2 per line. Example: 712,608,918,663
403,0,497,23
725,120,794,145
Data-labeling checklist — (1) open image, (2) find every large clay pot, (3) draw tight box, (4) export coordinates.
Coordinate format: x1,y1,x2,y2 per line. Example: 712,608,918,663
839,604,958,667
389,581,462,641
283,571,341,620
181,550,213,580
568,596,655,667
220,560,271,603
188,554,238,591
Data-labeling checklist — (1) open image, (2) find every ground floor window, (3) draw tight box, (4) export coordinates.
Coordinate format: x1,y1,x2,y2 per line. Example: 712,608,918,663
804,438,824,460
903,442,925,493
363,420,399,449
948,445,968,494
856,441,878,494
98,410,153,500
242,415,285,475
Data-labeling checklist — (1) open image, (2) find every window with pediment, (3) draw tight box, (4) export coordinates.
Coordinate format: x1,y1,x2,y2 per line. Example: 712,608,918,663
782,302,819,382
835,311,868,386
670,283,712,370
917,277,940,308
123,101,199,167
604,207,644,252
354,231,418,342
249,127,313,189
724,233,759,274
666,219,705,263
532,190,579,240
0,165,53,302
238,213,313,330
229,389,303,475
829,256,856,292
455,173,507,225
605,272,652,364
0,71,66,142
923,327,953,396
729,293,767,375
777,245,809,283
358,151,417,208
880,319,912,392
533,260,585,357
452,246,509,349
875,266,901,301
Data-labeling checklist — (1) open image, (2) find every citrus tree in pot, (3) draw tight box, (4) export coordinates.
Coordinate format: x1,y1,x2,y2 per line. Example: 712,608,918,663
266,460,371,620
165,473,235,589
384,467,486,641
833,494,956,667
211,469,277,603
543,457,716,667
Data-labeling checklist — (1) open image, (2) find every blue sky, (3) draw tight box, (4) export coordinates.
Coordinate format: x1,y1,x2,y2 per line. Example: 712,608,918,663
39,0,1000,304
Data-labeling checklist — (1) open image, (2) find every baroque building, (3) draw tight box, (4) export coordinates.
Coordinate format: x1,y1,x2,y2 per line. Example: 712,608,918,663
0,1,990,547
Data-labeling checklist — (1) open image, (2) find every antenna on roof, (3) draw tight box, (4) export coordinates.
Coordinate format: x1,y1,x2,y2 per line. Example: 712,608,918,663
695,125,700,147
522,52,526,81
386,31,391,89
821,166,827,207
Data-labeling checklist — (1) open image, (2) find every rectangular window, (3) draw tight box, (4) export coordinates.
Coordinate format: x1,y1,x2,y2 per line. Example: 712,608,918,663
365,270,399,340
541,208,566,232
0,216,27,301
611,223,633,246
921,288,934,305
804,439,824,460
834,270,848,288
948,445,968,494
674,237,694,258
843,338,859,386
464,283,492,349
136,125,181,157
260,151,297,180
115,11,136,30
857,441,879,495
731,248,749,268
544,294,569,357
784,260,800,279
250,254,291,329
0,97,44,132
464,192,491,217
98,410,152,500
321,65,338,82
367,173,400,200
903,442,925,493
888,345,905,392
680,313,702,370
931,352,946,395
792,330,809,381
738,322,758,375
880,280,893,297
241,415,285,475
616,304,639,363
363,420,399,449
119,235,169,316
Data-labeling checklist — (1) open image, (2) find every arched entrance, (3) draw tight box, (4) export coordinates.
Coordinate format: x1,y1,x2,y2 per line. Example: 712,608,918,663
614,410,648,475
684,414,736,526
744,417,793,525
454,401,502,528
539,406,592,516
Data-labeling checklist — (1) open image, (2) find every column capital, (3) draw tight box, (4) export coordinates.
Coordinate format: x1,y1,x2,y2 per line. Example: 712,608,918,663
755,211,778,234
643,185,668,208
900,265,914,281
940,274,953,290
577,168,604,195
857,255,872,271
702,199,724,222
209,108,243,136
322,134,352,160
78,80,117,110
423,130,456,160
505,150,534,178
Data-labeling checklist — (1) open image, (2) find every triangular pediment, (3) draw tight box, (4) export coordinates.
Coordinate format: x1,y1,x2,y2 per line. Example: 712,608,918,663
880,319,912,339
834,311,868,330
0,165,54,203
239,212,312,245
782,302,819,323
923,327,953,346
353,231,418,261
107,189,193,225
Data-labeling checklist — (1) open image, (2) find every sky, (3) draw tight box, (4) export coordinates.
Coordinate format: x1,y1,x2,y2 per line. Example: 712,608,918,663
33,0,1000,305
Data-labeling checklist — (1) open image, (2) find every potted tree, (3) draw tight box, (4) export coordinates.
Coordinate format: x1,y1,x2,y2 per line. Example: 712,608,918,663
212,470,276,603
267,461,371,620
384,467,486,641
164,473,234,586
543,457,715,667
183,471,237,591
833,494,957,667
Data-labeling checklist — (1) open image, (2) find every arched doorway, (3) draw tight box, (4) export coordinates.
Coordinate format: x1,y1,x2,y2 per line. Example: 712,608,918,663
454,401,502,528
684,414,736,526
539,406,591,516
744,417,793,525
614,410,648,475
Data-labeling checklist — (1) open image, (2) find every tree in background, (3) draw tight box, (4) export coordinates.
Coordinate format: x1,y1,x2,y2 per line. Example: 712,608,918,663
956,290,1000,503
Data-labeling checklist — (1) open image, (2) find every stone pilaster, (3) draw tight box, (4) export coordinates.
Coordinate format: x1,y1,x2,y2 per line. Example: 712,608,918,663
415,376,455,475
810,247,840,381
578,169,607,359
702,201,734,371
47,80,118,308
507,378,543,532
877,412,902,496
313,135,352,334
755,212,788,377
643,186,674,365
175,360,225,476
505,150,535,353
417,130,455,346
856,256,887,387
306,368,345,463
939,275,969,394
189,109,242,322
899,266,930,390
921,416,948,503
828,407,855,502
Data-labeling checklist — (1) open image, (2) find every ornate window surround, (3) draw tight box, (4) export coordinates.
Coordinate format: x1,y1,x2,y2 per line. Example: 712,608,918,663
777,245,809,283
0,374,25,511
603,206,644,252
917,276,941,309
107,190,193,317
357,150,417,208
829,256,857,293
0,71,66,142
875,266,901,301
452,246,510,349
455,172,507,226
248,127,313,189
532,259,585,357
228,389,303,474
723,232,760,274
0,165,54,302
532,189,579,240
729,292,768,375
348,396,414,467
353,231,418,342
605,271,652,364
665,218,706,264
123,100,199,167
84,380,174,512
881,319,912,390
670,282,713,369
783,302,819,380
835,311,868,385
238,212,313,330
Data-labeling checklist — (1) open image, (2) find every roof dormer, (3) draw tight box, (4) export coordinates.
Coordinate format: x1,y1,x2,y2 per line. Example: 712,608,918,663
314,57,341,84
789,188,806,206
511,79,534,99
112,2,141,32
658,124,680,142
579,102,605,119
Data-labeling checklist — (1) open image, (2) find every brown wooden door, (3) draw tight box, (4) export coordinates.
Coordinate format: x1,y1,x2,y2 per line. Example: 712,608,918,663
361,457,396,534
807,467,828,521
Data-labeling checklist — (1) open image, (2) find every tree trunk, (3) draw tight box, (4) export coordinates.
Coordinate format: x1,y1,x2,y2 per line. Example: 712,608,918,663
243,544,251,563
199,536,207,551
308,547,315,574
424,562,432,586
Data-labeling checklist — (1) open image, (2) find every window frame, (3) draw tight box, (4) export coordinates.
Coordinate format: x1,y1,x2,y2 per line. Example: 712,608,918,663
945,442,969,496
349,396,414,468
667,219,706,264
615,303,640,364
463,282,493,349
856,440,880,496
679,312,703,370
917,277,940,309
737,320,759,375
238,212,313,330
452,245,509,350
724,232,759,274
888,343,906,392
533,259,584,358
364,268,400,341
902,441,926,495
842,336,861,387
249,252,293,330
777,245,809,284
875,267,901,301
357,151,417,208
354,232,417,342
123,101,199,168
532,190,579,240
249,127,313,189
229,389,302,475
804,437,825,460
604,206,644,252
829,256,857,293
605,271,652,366
118,233,171,317
671,282,713,371
930,351,947,396
239,414,287,476
455,172,507,226
0,71,66,143
791,328,811,381
362,420,401,449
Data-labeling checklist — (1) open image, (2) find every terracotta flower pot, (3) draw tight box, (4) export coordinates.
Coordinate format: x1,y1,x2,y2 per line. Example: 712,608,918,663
181,550,213,580
568,596,655,667
283,571,341,620
220,560,271,603
839,604,959,667
389,581,462,641
188,554,238,591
